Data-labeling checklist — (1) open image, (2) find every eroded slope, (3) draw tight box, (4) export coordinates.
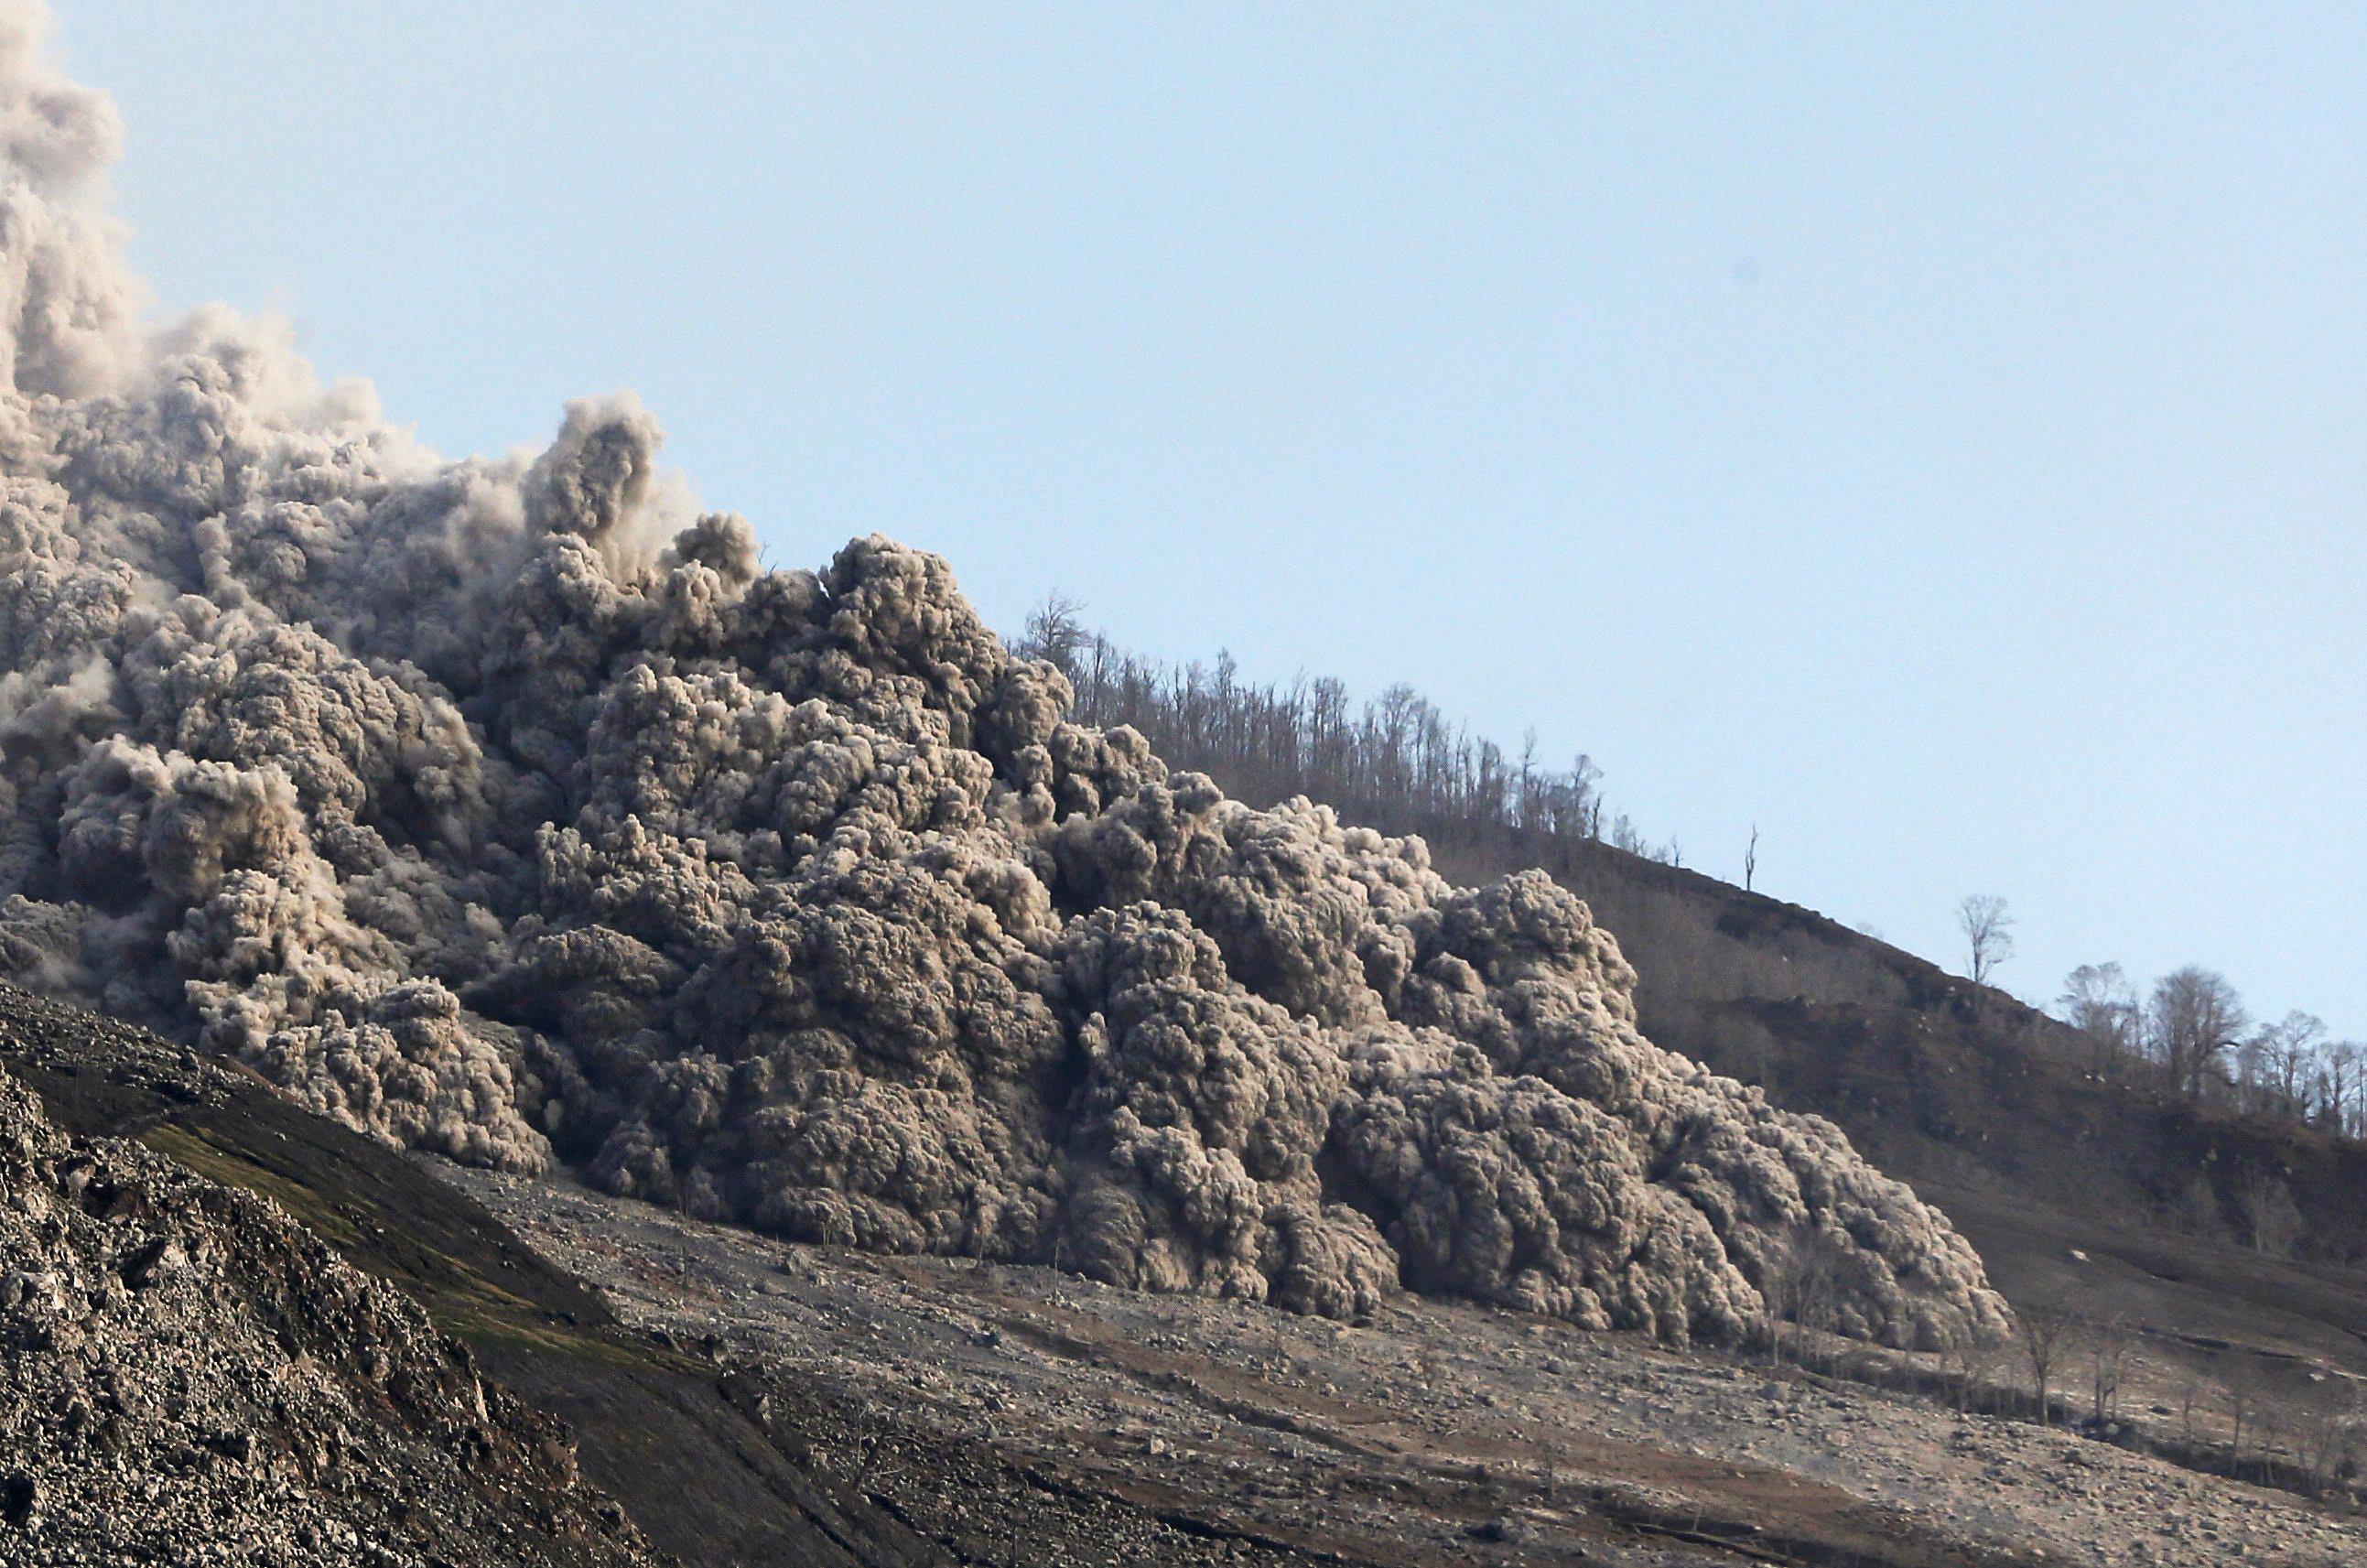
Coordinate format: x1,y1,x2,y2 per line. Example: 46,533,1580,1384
0,1038,653,1564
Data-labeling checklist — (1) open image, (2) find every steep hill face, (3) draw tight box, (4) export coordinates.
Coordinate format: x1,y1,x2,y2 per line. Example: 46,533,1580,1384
0,996,655,1567
0,0,1998,1351
25,982,2360,1568
13,984,2367,1568
1510,838,2367,1262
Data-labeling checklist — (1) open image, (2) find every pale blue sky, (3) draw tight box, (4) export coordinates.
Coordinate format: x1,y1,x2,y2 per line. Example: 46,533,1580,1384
57,3,2363,1036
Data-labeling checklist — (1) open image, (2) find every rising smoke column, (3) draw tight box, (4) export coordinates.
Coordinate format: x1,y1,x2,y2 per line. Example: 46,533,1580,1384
0,2,2005,1349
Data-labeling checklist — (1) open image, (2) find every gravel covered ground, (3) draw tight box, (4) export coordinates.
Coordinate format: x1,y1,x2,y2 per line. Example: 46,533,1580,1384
451,1163,2367,1567
0,1046,656,1568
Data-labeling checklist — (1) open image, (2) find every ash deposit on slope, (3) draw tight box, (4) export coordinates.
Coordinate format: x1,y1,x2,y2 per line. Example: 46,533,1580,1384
0,1050,654,1566
0,2,2003,1349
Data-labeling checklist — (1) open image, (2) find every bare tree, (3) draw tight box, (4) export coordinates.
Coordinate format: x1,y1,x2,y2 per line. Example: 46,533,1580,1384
1744,824,1759,892
2016,1301,2077,1425
2256,1403,2288,1486
1573,753,1605,838
1022,614,1748,910
1014,589,1088,676
1957,895,2016,987
2298,1381,2363,1497
2234,1164,2304,1259
2232,1027,2275,1116
1943,1323,2011,1416
2222,1353,2266,1472
2256,1011,2328,1118
841,1395,891,1497
2085,1314,2134,1428
1760,1232,1843,1368
2324,1041,2364,1139
1610,813,1647,857
2056,962,2141,1077
2147,966,2248,1103
2177,1370,2205,1444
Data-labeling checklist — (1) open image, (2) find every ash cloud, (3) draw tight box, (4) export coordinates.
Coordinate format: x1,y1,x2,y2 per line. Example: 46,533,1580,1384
0,2,2004,1349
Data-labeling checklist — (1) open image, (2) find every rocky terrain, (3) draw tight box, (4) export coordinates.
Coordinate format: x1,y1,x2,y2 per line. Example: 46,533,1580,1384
0,996,656,1567
452,1157,2367,1568
8,960,2365,1567
0,981,1355,1567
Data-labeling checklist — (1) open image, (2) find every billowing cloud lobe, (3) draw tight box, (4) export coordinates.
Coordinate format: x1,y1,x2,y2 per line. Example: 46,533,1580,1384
0,2,2004,1348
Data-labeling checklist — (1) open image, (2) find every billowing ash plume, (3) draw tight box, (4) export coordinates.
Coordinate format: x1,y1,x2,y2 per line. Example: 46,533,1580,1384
0,2,2004,1348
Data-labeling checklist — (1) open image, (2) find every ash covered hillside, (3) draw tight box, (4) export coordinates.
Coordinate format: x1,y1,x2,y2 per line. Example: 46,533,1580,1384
0,1045,655,1565
0,2,1999,1349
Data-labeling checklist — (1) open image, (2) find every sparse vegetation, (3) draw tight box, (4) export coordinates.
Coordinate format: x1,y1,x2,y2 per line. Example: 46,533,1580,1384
1019,600,2366,1194
2057,963,2366,1145
1956,895,2016,988
1012,596,1668,866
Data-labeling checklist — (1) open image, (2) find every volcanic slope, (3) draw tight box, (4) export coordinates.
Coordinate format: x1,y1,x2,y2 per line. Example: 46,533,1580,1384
452,1142,2367,1568
16,979,2361,1568
0,989,661,1567
3,980,1352,1568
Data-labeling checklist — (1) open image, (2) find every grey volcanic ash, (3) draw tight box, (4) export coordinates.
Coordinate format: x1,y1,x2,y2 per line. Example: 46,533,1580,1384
0,0,2002,1350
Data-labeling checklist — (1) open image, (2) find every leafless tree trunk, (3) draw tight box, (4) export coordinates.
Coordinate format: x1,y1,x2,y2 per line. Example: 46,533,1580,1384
2055,962,2143,1082
1016,590,1089,677
1760,1232,1843,1368
2086,1314,2133,1426
2016,1302,2075,1425
2299,1385,2362,1497
2222,1354,2265,1473
1945,1325,2008,1417
2147,966,2248,1104
2235,1164,2304,1259
2255,1406,2286,1484
1956,895,2016,987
